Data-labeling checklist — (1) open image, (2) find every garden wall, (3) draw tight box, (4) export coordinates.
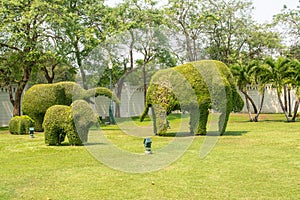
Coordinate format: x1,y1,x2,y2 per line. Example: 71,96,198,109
0,87,14,127
240,85,298,113
0,83,298,127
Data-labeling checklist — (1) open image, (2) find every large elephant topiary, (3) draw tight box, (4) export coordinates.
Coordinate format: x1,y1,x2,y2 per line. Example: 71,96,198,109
22,82,119,131
43,100,98,146
140,60,244,136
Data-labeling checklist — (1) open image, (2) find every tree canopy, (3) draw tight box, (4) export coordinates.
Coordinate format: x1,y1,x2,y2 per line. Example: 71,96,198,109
0,0,299,120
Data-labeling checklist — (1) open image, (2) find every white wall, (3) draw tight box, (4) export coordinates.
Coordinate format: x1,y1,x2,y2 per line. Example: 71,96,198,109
1,83,299,127
92,83,145,118
0,88,13,127
240,85,298,113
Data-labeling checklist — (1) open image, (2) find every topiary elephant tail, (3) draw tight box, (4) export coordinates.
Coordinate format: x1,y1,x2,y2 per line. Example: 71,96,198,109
140,104,151,122
85,87,120,105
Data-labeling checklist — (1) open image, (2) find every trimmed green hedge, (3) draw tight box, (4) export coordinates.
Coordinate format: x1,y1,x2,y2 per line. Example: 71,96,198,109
141,60,244,136
43,100,98,146
22,82,118,131
9,115,34,135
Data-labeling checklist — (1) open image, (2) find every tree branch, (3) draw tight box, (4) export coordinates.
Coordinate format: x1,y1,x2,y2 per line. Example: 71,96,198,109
0,43,21,51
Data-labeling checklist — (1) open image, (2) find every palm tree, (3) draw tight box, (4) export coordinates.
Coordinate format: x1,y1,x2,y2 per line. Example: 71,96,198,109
230,62,258,122
261,57,294,122
248,60,268,122
288,59,300,121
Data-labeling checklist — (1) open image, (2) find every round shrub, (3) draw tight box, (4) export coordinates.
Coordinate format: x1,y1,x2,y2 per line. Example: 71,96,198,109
43,100,98,146
22,82,118,131
9,115,35,135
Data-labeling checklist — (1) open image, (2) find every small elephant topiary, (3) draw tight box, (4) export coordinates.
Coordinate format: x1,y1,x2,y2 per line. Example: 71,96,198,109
22,81,119,131
140,60,244,136
43,100,98,146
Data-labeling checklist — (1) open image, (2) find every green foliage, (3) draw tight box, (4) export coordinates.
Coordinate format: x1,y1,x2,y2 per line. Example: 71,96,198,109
43,105,72,145
8,115,34,135
43,100,98,146
22,82,117,131
141,60,243,135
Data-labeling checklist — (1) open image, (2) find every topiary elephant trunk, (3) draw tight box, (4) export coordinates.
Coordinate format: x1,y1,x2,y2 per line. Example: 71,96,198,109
22,82,120,131
140,60,244,136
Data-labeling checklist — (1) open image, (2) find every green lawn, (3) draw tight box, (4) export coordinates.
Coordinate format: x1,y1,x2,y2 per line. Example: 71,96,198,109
0,114,299,199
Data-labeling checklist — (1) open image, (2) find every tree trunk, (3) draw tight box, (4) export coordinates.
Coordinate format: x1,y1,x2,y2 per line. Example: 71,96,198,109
244,93,254,122
283,84,288,112
79,65,87,90
143,64,147,106
292,99,299,122
276,90,291,122
288,88,292,117
74,41,87,89
115,76,125,118
254,87,266,122
13,84,25,116
13,66,31,116
241,90,258,114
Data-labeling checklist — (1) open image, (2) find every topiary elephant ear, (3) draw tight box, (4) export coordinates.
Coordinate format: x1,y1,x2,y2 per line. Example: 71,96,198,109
22,81,119,132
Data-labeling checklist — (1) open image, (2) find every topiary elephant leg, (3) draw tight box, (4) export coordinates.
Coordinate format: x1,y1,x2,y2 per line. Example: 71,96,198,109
190,107,209,135
153,105,168,136
218,111,230,135
151,107,157,135
45,127,66,146
34,115,44,132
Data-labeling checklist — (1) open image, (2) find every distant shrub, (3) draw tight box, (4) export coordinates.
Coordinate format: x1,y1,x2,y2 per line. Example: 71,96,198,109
43,100,98,146
9,115,34,135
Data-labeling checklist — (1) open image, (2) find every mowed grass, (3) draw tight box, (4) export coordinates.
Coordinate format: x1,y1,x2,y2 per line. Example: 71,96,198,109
0,113,299,199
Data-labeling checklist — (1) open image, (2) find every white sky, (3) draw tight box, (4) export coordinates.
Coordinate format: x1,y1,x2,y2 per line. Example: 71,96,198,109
105,0,299,23
251,0,299,23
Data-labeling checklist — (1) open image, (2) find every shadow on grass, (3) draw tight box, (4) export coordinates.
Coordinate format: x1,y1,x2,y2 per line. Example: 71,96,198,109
157,132,194,137
158,130,248,137
260,119,300,123
84,142,108,146
49,142,108,146
223,131,248,136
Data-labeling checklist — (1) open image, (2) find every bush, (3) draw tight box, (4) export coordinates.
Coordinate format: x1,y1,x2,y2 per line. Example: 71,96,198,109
9,115,34,135
43,100,98,146
22,82,117,131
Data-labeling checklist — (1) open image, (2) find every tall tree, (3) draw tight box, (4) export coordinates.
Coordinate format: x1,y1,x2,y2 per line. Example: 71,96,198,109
58,0,109,89
103,0,176,117
0,0,63,116
165,0,208,62
205,0,258,64
273,1,300,45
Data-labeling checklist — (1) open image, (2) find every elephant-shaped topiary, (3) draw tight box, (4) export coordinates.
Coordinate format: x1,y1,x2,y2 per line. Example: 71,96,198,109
22,82,119,131
140,60,244,136
43,100,98,146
